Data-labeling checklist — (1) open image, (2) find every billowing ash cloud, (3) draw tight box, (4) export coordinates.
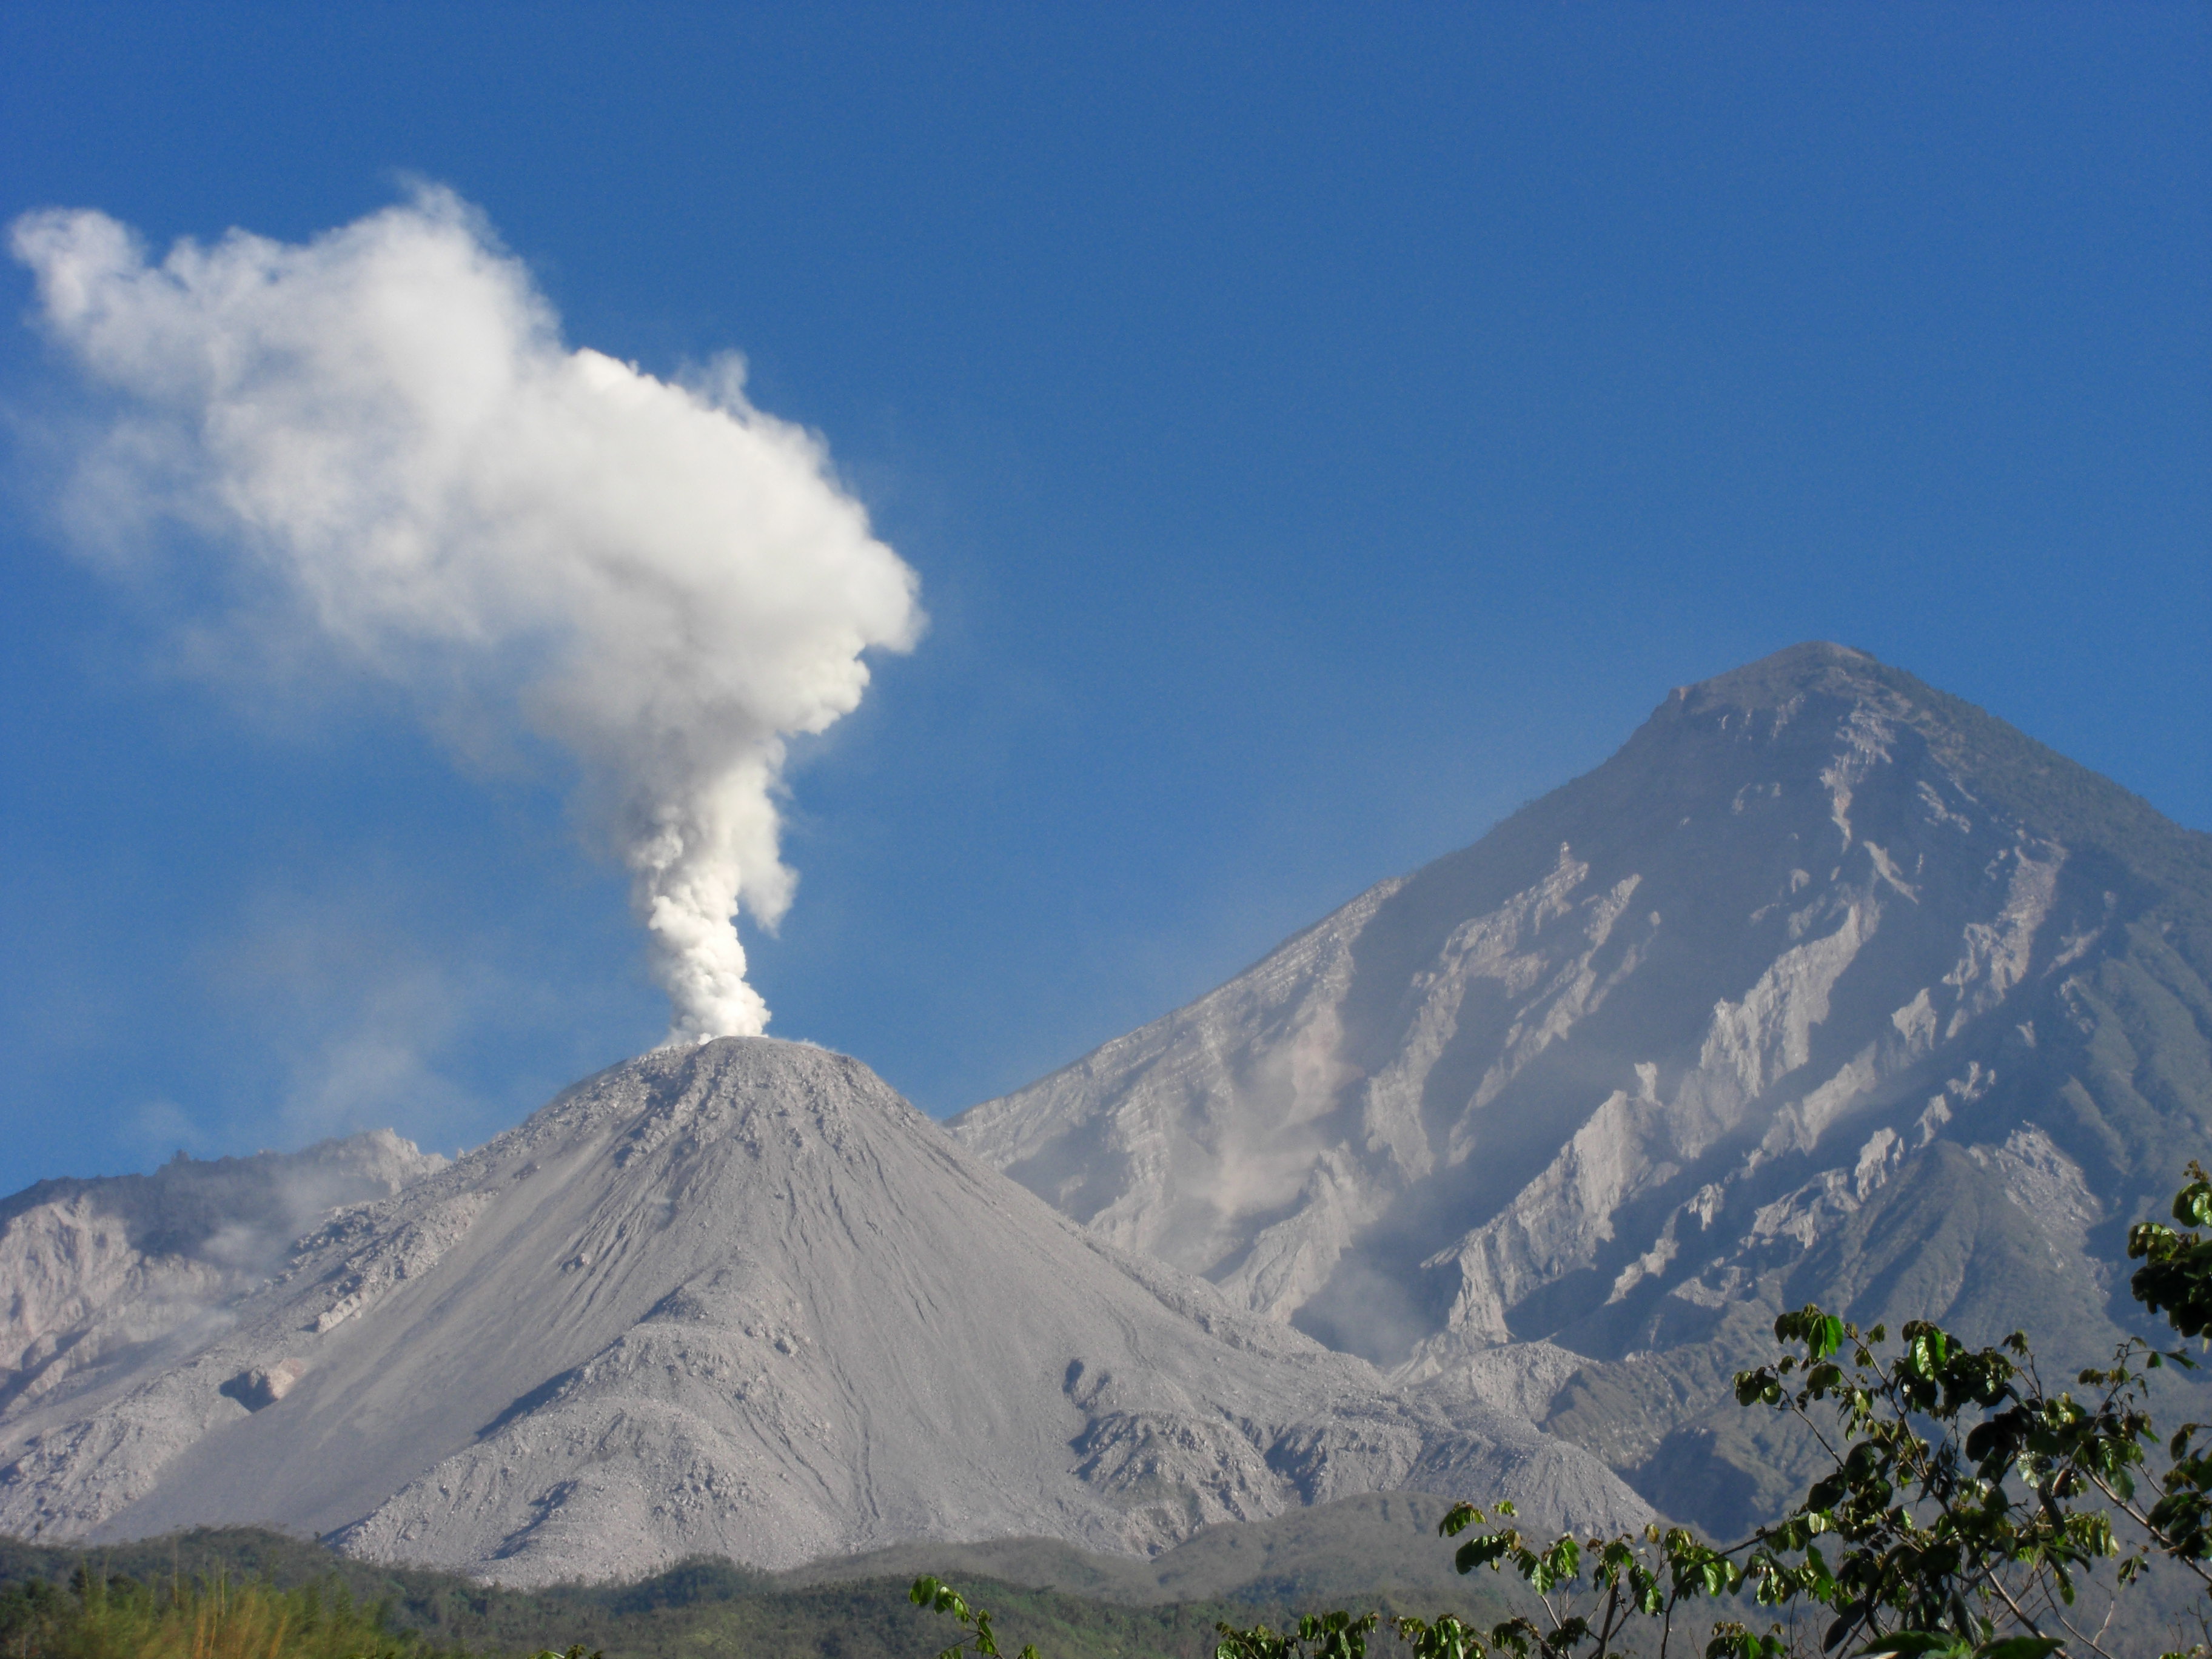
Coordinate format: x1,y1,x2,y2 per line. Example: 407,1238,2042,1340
10,189,923,1045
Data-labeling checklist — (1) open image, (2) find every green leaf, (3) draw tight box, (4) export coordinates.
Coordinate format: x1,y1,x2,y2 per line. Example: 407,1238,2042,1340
910,1577,972,1621
1437,1503,1484,1537
1454,1535,1512,1575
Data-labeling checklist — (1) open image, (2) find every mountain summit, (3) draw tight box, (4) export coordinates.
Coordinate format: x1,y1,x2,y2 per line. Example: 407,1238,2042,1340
952,643,2212,1530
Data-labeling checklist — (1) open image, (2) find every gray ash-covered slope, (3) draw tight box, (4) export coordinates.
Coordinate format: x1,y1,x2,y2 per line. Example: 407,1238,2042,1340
951,643,2212,1533
0,1039,1644,1584
0,1132,444,1418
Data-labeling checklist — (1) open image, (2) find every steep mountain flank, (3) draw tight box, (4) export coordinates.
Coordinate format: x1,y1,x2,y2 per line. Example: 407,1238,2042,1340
0,1132,444,1416
0,1039,1645,1583
951,643,2212,1530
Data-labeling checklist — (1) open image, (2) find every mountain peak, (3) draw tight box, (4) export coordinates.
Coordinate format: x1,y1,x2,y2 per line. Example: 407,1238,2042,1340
954,648,2212,1531
1671,640,1886,715
1628,646,2208,957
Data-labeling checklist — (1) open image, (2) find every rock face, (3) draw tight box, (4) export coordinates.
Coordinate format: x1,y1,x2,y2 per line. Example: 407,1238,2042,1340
951,643,2212,1533
0,1039,1646,1583
0,1132,444,1418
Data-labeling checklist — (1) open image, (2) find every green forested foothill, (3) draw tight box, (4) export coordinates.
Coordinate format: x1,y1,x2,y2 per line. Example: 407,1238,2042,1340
0,1525,1507,1659
0,1561,421,1659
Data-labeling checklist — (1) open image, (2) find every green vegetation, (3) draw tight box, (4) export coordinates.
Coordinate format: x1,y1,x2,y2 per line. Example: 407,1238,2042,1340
0,1528,1453,1659
0,1566,423,1659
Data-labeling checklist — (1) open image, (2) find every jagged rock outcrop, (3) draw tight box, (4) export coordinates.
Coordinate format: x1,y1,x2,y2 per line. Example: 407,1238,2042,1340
952,642,2212,1532
0,1131,444,1416
0,1038,1647,1583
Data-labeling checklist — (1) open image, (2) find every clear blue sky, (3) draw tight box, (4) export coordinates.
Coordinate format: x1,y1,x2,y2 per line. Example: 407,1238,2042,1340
1,4,2205,1191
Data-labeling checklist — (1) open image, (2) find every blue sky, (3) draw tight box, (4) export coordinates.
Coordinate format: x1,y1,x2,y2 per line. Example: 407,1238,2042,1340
1,4,2205,1192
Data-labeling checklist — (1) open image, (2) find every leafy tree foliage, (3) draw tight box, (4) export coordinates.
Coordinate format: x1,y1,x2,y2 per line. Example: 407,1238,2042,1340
910,1576,1043,1659
916,1168,2212,1659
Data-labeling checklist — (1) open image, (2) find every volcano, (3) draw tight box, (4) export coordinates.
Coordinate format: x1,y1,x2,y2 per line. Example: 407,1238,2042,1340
0,1039,1642,1582
952,643,2212,1532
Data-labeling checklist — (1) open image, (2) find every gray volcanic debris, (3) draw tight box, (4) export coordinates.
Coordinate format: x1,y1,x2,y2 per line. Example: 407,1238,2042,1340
952,642,2212,1531
0,1038,1646,1584
0,1131,444,1416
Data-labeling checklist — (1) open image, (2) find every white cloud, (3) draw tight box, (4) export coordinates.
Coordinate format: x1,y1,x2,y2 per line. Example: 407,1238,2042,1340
11,189,923,1043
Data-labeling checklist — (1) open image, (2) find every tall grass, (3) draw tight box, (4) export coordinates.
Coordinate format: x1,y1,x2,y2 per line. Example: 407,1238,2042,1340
0,1566,423,1659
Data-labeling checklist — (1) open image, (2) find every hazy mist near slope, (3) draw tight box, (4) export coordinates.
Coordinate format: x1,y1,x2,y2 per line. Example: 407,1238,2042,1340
0,1133,444,1416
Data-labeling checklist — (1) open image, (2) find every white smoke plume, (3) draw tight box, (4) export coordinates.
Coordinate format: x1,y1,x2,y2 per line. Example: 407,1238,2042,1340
10,189,923,1044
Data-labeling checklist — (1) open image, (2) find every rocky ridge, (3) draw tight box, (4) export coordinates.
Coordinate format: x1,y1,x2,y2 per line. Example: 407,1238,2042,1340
951,643,2212,1532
